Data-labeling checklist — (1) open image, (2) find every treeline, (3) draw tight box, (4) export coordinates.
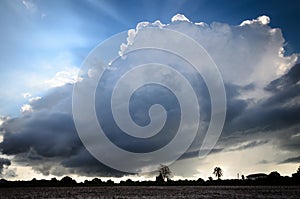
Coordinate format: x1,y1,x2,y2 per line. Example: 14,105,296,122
0,166,299,187
0,175,299,187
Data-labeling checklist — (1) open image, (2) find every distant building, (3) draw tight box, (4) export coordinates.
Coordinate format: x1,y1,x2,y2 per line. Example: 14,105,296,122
246,173,267,180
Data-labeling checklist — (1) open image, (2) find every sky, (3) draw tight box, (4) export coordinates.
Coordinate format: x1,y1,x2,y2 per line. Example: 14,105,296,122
0,0,300,181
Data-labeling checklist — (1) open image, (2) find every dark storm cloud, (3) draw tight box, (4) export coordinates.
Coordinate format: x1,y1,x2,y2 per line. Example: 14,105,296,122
61,148,128,177
217,63,300,154
0,111,80,157
224,105,300,134
0,84,128,177
223,64,300,134
224,83,253,123
1,62,300,176
263,63,300,107
265,64,300,92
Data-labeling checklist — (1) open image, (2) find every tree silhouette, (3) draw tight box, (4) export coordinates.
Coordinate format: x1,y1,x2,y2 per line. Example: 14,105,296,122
157,165,171,182
292,166,300,179
241,175,245,180
213,167,223,180
60,176,76,184
268,171,281,178
50,178,58,183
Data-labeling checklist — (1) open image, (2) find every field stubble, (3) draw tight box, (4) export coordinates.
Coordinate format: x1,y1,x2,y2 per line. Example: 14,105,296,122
0,186,299,199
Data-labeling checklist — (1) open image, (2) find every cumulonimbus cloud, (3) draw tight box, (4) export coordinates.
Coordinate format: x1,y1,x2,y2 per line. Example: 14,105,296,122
0,14,299,178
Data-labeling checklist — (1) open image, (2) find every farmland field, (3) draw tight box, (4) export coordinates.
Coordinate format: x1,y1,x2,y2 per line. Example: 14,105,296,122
0,186,299,198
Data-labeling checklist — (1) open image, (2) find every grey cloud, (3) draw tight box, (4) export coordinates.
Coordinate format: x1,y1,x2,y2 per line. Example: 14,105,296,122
0,158,11,176
0,17,299,178
30,84,73,113
224,83,252,123
227,140,269,152
263,63,300,108
0,84,128,177
257,160,270,164
179,148,223,160
224,106,300,134
211,63,300,157
280,156,300,164
2,61,300,178
265,63,300,93
1,63,300,177
61,148,128,177
223,64,300,135
0,111,80,157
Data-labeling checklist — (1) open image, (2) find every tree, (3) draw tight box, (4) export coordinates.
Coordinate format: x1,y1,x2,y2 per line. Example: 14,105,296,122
157,165,171,182
156,173,164,183
213,167,223,180
268,171,281,179
106,179,114,185
50,178,59,185
292,166,300,179
60,176,76,184
50,178,58,183
241,175,245,180
91,178,102,184
197,178,204,183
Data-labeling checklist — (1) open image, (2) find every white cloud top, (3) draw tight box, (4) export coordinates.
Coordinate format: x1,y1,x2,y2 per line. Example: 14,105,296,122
240,15,270,26
121,14,298,97
45,68,80,88
20,104,32,114
171,14,191,22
